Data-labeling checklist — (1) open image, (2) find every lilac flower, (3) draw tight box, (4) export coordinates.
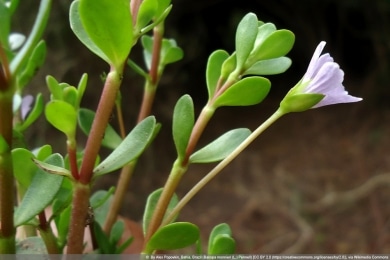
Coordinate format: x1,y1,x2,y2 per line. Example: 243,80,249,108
280,41,362,113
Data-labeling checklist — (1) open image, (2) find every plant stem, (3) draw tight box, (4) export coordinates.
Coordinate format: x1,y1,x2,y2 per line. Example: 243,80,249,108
67,67,124,254
143,160,187,248
79,68,123,184
38,212,59,254
0,43,15,253
163,108,286,225
67,140,79,180
66,182,90,254
182,105,215,166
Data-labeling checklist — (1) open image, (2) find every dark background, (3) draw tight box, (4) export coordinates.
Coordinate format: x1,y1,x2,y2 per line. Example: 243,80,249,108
12,0,390,254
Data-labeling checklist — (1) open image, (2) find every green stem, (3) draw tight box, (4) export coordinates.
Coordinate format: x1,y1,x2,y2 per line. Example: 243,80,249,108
38,211,59,254
163,108,286,225
143,160,187,248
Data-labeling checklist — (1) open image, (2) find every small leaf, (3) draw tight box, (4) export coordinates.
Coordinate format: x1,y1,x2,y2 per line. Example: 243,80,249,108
235,13,258,70
17,40,46,90
78,0,133,68
93,116,157,176
172,95,194,160
14,153,64,226
208,223,235,254
63,86,78,108
46,76,63,100
78,108,122,150
145,222,200,253
16,237,48,254
209,234,236,254
244,57,292,76
12,148,36,189
136,0,157,32
45,100,77,138
253,23,277,51
76,73,88,107
190,128,251,164
34,144,52,161
94,222,116,254
206,50,229,100
214,76,271,107
161,39,183,66
143,188,179,236
32,158,71,177
255,29,295,60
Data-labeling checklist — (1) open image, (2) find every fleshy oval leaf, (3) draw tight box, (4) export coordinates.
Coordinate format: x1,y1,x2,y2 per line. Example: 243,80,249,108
78,108,122,150
93,116,157,176
189,128,251,164
244,57,292,76
145,222,200,253
14,153,64,227
206,50,229,100
255,29,295,60
78,0,133,68
45,100,77,137
235,12,258,70
143,188,179,236
172,95,194,160
214,76,271,107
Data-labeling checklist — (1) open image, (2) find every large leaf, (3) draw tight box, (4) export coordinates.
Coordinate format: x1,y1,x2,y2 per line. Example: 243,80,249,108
213,76,271,107
142,188,179,236
145,222,200,253
76,0,133,68
235,12,258,71
93,116,157,176
189,128,251,164
206,50,229,100
78,108,122,150
14,153,64,227
172,95,194,160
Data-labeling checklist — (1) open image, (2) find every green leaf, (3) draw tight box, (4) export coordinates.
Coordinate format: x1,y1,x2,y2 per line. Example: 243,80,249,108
90,189,115,225
0,2,11,48
94,221,116,254
16,237,47,254
69,1,109,64
208,223,235,254
214,76,271,107
12,148,36,190
14,153,64,227
32,158,71,177
253,23,277,51
244,57,292,76
34,144,52,161
209,234,236,254
155,0,171,18
19,93,44,132
145,222,200,253
45,100,77,138
17,40,46,90
76,73,88,107
46,75,63,100
172,95,194,160
77,0,133,68
78,108,122,150
189,128,251,164
143,188,179,236
235,13,258,71
206,50,229,100
255,29,295,60
136,0,157,32
220,52,237,80
10,0,51,75
161,39,183,66
93,116,157,176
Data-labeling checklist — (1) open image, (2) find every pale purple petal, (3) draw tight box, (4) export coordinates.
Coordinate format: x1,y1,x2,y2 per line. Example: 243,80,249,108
21,95,34,120
301,41,362,108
